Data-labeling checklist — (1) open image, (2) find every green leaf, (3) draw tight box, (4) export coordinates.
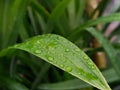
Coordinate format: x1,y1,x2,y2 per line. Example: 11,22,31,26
35,12,47,33
45,0,71,33
31,0,50,20
0,0,30,49
31,63,51,90
86,27,120,79
0,34,111,90
0,76,29,90
0,0,12,49
28,7,38,35
83,13,120,28
38,79,90,90
75,0,87,27
67,0,76,29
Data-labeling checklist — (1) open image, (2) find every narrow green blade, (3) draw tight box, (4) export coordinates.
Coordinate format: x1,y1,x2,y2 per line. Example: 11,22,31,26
69,13,120,40
83,13,120,28
0,0,30,49
86,27,120,79
0,76,29,90
38,68,118,90
31,0,50,20
0,34,111,90
45,0,71,33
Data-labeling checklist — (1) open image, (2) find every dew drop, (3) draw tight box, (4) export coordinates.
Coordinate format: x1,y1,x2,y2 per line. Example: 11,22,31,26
88,62,93,66
65,49,70,52
83,56,89,60
65,66,72,72
91,66,95,69
47,56,53,61
53,61,57,64
88,62,95,69
46,43,56,50
60,65,64,68
35,50,41,54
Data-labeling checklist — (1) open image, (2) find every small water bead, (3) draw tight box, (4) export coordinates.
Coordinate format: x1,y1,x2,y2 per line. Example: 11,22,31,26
47,46,54,50
35,50,41,54
88,62,92,65
47,56,54,61
60,64,64,68
88,62,95,69
46,43,57,50
91,66,95,69
65,66,72,72
83,56,89,60
78,73,82,75
53,61,57,64
65,49,70,52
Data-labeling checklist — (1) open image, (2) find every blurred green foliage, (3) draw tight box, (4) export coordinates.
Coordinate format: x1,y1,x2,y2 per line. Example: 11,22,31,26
0,0,120,90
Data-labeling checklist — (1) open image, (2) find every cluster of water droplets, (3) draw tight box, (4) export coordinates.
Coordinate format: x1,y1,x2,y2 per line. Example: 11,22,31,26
83,56,95,69
34,35,96,76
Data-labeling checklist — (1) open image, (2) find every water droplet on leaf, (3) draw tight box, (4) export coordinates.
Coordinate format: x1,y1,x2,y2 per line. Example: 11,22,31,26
35,50,41,54
65,49,70,52
53,61,57,64
88,62,95,69
47,56,53,61
60,65,64,68
91,66,95,69
65,66,72,72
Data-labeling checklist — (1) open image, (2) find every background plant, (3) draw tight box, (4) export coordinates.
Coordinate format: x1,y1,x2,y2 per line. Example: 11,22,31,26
0,0,120,90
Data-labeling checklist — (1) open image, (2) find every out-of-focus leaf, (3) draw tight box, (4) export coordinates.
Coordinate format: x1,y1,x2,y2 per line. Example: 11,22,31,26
67,0,76,29
83,13,120,28
45,0,71,33
0,0,12,49
0,76,29,90
38,68,118,90
35,12,46,33
28,7,38,35
86,27,120,79
0,0,30,49
0,34,111,90
31,63,50,90
69,13,120,40
103,0,120,15
31,0,50,20
75,0,86,28
38,79,90,90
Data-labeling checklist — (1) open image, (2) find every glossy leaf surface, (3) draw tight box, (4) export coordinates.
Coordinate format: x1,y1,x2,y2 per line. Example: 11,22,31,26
0,34,111,90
